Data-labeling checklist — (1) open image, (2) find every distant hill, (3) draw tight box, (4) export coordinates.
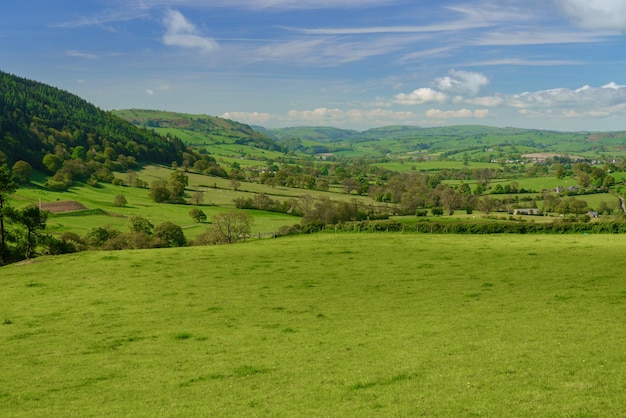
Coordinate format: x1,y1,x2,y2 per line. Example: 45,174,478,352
254,125,361,143
114,109,283,152
260,124,626,158
0,70,185,168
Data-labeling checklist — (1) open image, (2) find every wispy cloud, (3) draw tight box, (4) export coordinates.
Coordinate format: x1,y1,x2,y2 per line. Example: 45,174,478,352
251,35,411,65
117,0,403,11
556,0,626,31
473,30,610,46
162,9,219,53
65,50,100,60
462,58,584,66
283,20,494,36
54,4,150,28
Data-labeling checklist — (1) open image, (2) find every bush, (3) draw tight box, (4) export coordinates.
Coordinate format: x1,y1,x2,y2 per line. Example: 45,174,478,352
431,207,444,216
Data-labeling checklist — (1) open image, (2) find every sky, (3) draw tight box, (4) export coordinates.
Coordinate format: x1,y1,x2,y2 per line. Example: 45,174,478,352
2,0,626,131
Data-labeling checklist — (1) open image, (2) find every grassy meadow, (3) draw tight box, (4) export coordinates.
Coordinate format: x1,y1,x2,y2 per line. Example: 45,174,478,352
2,234,626,416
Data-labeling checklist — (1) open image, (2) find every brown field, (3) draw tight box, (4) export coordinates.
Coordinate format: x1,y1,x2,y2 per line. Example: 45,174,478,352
39,201,86,213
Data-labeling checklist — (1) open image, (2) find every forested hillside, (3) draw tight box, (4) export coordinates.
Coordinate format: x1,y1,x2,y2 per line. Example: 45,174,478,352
114,109,283,152
0,70,186,169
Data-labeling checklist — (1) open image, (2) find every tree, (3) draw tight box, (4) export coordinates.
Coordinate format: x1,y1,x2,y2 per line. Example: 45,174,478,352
191,188,205,205
341,178,360,194
189,208,207,223
17,205,48,259
113,194,127,207
12,160,33,184
128,215,153,235
440,187,463,215
0,164,17,264
154,222,186,247
554,163,565,180
42,153,63,173
203,211,253,244
168,171,188,203
149,179,170,203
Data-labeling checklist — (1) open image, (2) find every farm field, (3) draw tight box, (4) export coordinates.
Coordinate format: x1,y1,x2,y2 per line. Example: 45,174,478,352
10,169,301,239
2,234,626,416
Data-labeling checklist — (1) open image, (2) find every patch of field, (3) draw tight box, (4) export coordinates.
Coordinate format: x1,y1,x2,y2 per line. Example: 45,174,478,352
1,234,626,416
39,200,86,213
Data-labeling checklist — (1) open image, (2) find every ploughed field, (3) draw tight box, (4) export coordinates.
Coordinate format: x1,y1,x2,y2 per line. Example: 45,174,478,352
1,234,625,416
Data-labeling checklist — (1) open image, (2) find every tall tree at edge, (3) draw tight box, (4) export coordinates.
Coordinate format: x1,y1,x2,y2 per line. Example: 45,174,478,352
0,164,17,264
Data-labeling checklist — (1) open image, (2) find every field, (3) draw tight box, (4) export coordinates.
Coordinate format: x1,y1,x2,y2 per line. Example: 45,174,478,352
2,234,626,416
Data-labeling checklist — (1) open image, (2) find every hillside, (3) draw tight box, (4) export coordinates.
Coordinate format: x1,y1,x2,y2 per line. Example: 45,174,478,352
0,71,185,168
2,234,626,416
113,109,283,153
261,124,626,159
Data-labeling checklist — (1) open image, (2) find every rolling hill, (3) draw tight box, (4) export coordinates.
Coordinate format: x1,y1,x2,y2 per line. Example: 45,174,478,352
113,109,283,153
0,70,185,168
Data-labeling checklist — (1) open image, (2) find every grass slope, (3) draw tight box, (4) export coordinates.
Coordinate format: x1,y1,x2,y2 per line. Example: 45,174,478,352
2,234,626,416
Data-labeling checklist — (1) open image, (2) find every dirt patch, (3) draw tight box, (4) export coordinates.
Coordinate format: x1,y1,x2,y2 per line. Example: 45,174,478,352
39,201,86,213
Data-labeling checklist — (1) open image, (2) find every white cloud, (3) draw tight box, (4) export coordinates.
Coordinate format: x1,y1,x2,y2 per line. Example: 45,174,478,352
466,96,504,107
556,0,626,30
223,108,424,128
394,88,448,105
221,111,275,125
146,89,155,95
425,108,489,119
162,9,219,53
435,70,489,96
508,82,626,118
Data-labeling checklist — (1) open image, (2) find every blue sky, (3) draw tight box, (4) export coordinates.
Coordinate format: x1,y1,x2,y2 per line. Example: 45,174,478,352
2,0,626,131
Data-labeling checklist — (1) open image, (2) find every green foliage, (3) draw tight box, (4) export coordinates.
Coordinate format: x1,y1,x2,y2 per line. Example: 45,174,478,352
128,215,153,235
0,70,187,175
198,211,253,244
112,194,127,207
431,207,444,216
189,208,207,223
0,164,17,264
154,221,186,247
11,160,32,183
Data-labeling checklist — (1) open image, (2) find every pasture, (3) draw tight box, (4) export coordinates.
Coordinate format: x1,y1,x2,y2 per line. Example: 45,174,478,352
2,234,626,416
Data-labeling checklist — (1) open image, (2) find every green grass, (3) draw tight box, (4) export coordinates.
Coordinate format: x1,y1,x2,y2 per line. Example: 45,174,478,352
10,171,300,239
2,234,626,416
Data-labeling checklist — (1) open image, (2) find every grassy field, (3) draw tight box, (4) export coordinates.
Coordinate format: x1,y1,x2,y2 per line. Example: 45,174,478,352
2,234,626,416
10,169,301,239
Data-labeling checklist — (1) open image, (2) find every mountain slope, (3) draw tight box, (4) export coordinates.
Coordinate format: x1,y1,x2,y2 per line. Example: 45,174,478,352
0,71,185,167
